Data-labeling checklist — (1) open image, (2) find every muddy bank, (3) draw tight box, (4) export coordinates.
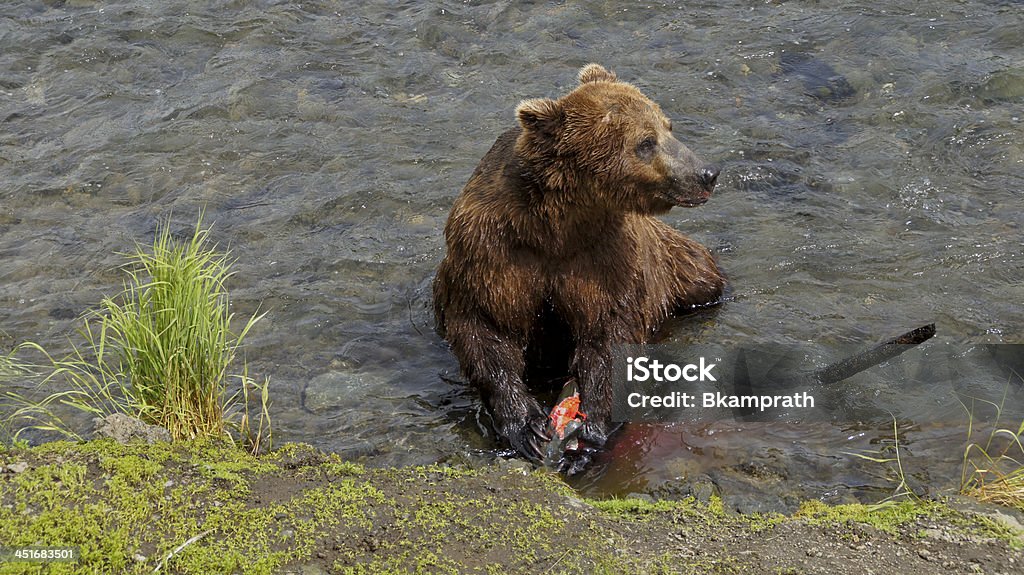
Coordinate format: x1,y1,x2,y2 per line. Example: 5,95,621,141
0,440,1021,575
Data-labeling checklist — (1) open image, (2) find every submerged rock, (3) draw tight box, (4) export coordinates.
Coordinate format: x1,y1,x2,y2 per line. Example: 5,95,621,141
780,51,856,103
301,370,383,415
978,68,1024,103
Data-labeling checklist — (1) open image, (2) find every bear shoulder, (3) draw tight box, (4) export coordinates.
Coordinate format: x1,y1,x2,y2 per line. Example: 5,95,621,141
460,127,530,202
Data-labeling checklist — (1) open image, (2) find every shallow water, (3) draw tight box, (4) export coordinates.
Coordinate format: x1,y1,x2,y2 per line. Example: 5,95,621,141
1,1,1022,507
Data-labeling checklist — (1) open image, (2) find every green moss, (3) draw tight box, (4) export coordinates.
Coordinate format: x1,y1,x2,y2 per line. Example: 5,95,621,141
948,509,1024,550
0,440,393,575
259,441,318,463
333,550,463,575
794,499,935,535
590,496,685,516
322,460,366,476
99,454,164,483
791,498,1023,549
1,458,136,574
746,511,786,533
186,439,278,473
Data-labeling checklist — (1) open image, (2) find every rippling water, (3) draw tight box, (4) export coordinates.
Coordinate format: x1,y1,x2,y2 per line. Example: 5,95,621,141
2,1,1022,506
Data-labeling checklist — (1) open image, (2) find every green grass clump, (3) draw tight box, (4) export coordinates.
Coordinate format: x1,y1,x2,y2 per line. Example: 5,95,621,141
959,383,1024,511
5,217,270,452
842,385,1024,514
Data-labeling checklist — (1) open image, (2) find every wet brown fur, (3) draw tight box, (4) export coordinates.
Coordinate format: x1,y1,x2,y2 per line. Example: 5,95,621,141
433,64,726,460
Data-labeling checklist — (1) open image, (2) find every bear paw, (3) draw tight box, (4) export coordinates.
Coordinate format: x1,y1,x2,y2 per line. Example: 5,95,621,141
556,446,599,476
504,410,551,462
580,420,611,448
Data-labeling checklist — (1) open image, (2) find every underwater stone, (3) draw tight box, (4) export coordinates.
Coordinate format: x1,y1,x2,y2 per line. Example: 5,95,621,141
302,370,383,415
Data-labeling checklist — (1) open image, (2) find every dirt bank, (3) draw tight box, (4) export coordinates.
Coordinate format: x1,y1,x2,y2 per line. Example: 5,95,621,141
0,440,1021,574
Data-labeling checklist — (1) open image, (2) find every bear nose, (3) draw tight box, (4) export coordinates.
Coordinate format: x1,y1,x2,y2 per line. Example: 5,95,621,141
698,165,720,191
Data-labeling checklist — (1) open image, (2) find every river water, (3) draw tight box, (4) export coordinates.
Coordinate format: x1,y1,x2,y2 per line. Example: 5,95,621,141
1,1,1022,509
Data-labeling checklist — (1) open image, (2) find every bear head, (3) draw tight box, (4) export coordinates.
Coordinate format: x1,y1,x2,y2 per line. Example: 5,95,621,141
515,63,719,215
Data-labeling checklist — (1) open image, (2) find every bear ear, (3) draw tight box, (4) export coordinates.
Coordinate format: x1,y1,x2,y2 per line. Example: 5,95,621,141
578,63,617,84
516,98,563,135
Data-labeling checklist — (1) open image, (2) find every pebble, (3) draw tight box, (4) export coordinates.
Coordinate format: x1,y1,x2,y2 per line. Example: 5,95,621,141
6,461,28,474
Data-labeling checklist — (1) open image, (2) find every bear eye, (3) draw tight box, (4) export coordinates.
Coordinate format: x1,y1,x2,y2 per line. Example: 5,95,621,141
636,136,657,160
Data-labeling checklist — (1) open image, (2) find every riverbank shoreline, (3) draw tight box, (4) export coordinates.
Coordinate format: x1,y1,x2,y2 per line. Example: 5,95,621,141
1,440,1021,574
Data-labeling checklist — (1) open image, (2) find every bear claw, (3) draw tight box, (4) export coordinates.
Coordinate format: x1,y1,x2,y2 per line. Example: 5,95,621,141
507,413,551,461
580,421,610,448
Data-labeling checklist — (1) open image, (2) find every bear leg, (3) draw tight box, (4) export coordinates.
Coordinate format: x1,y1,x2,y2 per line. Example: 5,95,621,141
444,317,551,460
570,340,615,449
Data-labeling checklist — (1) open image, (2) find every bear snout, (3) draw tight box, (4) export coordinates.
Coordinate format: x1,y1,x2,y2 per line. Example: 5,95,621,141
661,164,718,208
698,165,720,193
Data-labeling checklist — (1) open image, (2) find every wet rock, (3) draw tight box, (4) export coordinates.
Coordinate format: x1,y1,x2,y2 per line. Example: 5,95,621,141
819,486,861,506
689,474,717,505
726,491,789,515
624,492,654,504
735,460,788,482
92,413,171,444
649,473,718,504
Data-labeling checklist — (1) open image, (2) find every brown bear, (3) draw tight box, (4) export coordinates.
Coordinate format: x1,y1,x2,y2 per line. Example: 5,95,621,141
433,63,725,464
